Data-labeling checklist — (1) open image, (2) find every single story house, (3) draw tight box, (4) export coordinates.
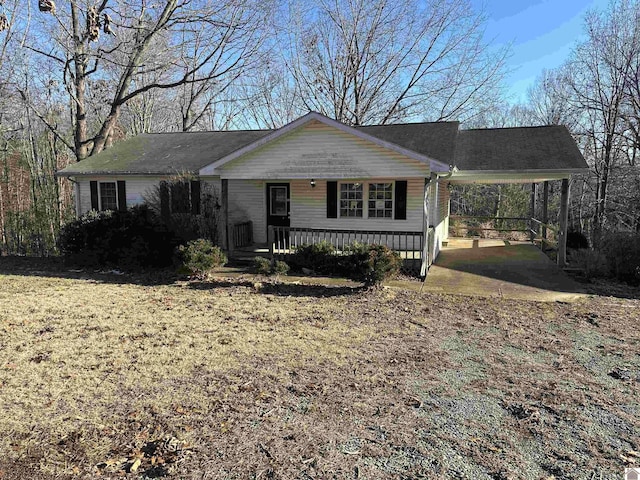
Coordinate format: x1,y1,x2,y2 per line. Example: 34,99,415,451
56,112,588,275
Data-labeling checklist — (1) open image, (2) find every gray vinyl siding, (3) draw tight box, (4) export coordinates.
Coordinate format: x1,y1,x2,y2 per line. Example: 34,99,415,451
227,179,267,244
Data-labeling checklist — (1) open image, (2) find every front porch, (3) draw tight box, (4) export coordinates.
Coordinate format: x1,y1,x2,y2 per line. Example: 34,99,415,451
227,223,432,273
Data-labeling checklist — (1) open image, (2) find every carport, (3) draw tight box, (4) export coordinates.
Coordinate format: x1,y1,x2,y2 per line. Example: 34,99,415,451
423,125,589,274
420,238,586,301
419,125,589,299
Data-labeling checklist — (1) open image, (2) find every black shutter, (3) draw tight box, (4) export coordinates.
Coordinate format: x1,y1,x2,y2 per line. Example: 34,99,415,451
395,180,407,220
90,181,99,210
327,181,337,218
117,181,127,211
171,181,190,213
159,181,170,220
190,180,201,215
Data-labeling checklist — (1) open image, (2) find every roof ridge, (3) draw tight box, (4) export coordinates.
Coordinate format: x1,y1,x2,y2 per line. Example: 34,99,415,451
140,128,275,135
461,125,565,132
358,121,460,127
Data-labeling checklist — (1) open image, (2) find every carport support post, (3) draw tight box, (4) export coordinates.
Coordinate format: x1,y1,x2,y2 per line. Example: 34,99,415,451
542,181,549,247
557,178,570,266
529,183,537,242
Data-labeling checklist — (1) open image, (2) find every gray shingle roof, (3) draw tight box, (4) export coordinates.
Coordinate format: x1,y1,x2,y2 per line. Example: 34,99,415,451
57,130,272,175
358,122,459,165
56,119,587,176
454,125,587,171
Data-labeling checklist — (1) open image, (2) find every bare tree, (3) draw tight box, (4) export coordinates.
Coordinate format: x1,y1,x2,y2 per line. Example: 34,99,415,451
175,3,271,132
23,0,272,160
237,63,300,129
279,0,508,126
527,68,579,129
563,0,640,241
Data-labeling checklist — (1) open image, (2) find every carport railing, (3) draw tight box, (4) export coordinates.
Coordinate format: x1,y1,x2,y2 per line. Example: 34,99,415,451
450,215,559,252
529,218,558,250
450,215,530,235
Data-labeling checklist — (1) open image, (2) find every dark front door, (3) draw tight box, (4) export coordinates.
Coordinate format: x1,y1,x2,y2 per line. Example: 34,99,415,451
266,183,290,227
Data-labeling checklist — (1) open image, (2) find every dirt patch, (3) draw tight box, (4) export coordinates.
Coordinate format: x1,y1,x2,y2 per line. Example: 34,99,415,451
0,263,638,479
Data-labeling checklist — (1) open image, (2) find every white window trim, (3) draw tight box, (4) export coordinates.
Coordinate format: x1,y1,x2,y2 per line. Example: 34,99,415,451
338,181,395,219
367,182,394,219
98,181,118,211
338,181,364,218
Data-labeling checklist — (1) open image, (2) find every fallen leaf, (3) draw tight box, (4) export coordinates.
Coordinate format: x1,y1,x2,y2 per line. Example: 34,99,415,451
130,458,141,472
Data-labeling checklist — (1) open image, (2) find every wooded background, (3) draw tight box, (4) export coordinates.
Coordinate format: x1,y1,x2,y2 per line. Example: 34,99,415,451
0,0,638,255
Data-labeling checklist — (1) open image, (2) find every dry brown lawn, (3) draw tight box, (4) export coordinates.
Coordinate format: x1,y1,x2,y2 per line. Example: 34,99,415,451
0,259,638,479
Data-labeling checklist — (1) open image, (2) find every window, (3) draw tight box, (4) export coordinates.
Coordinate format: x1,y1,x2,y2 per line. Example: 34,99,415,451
99,182,117,211
368,183,393,218
159,179,201,216
270,186,288,215
327,180,406,220
340,183,363,217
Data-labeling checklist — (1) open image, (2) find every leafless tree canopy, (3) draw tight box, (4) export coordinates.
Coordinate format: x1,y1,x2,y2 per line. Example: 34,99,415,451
506,0,640,240
10,0,640,253
21,0,274,160
276,0,508,126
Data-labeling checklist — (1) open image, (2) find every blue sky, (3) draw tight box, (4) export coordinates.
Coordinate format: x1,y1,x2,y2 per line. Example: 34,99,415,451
472,0,610,102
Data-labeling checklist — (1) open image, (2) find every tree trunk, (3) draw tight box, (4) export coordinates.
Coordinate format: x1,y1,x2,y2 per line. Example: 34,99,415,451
91,106,121,156
71,1,89,161
593,145,612,245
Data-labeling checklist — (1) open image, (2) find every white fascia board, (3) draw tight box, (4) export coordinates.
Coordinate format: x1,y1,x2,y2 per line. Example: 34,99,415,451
447,168,587,184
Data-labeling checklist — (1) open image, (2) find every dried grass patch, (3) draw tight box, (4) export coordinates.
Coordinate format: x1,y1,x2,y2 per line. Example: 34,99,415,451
0,267,638,479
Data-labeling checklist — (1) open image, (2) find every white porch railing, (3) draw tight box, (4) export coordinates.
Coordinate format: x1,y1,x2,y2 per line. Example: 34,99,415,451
268,226,426,272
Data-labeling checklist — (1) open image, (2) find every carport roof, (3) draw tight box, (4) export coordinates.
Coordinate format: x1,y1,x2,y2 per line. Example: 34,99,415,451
454,125,587,172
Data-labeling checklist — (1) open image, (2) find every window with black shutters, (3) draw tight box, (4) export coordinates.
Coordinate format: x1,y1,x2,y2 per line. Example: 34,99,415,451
99,182,117,211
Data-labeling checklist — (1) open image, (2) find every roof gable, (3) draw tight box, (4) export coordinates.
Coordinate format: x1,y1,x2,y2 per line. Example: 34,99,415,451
199,112,451,176
205,118,444,179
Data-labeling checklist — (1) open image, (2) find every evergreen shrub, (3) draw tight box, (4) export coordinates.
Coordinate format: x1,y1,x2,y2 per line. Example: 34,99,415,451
58,205,179,270
176,239,227,277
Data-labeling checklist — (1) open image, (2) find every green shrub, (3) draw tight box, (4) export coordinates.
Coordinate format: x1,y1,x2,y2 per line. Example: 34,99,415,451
176,239,226,277
599,232,640,285
253,256,290,276
272,260,290,276
291,241,401,285
254,256,272,275
344,243,402,286
290,240,337,275
569,248,609,280
58,205,179,270
567,229,589,249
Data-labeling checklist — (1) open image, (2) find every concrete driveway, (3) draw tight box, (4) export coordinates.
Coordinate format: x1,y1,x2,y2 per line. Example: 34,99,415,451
418,238,587,302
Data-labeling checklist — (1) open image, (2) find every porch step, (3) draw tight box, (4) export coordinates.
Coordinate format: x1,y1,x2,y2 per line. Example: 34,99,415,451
228,245,271,266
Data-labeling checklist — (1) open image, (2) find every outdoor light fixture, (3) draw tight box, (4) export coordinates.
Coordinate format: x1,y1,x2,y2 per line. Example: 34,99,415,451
310,179,316,188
